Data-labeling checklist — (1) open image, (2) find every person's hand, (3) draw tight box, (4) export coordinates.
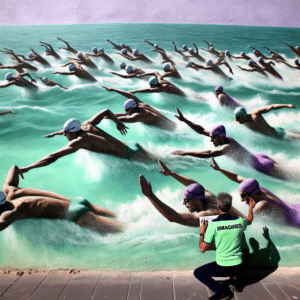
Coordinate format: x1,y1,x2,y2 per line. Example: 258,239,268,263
210,157,220,171
262,226,270,240
200,219,208,235
158,160,172,176
249,197,256,209
19,167,29,175
139,175,153,197
116,121,128,135
171,150,186,156
174,107,185,122
102,86,113,91
43,133,56,138
288,104,296,109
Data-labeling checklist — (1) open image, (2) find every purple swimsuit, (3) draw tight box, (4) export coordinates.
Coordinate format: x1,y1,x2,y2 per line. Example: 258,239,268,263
226,94,241,110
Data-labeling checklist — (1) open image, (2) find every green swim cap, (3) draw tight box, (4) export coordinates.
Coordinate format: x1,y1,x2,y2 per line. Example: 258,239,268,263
234,107,247,118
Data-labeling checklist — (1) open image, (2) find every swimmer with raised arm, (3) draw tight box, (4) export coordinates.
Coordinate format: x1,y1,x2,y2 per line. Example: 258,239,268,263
257,57,283,80
172,41,189,61
185,43,205,62
237,60,268,76
144,40,166,54
171,108,286,178
40,41,61,59
86,48,114,65
20,109,154,174
201,45,224,58
107,40,133,53
0,110,17,116
17,48,51,67
233,105,299,140
0,49,38,72
211,157,300,227
57,37,78,54
0,166,124,234
277,58,300,71
117,48,152,64
102,86,176,130
138,160,247,227
0,72,37,90
186,60,233,81
137,62,181,79
110,64,145,79
52,62,97,82
262,46,285,61
66,52,98,69
231,52,252,61
129,72,186,97
214,86,242,110
283,42,300,58
152,48,175,65
247,47,268,59
36,76,68,89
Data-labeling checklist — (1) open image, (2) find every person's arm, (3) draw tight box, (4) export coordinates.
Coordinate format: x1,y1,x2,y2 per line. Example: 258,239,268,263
193,43,199,54
117,113,144,123
254,104,295,115
172,145,228,159
210,157,246,183
0,81,15,88
191,62,206,69
172,41,178,52
52,71,75,75
246,198,256,225
158,160,197,186
102,86,141,103
139,175,200,227
174,107,210,136
203,40,213,47
40,41,54,51
2,165,24,192
43,130,64,138
87,109,128,135
116,53,136,61
110,72,136,79
66,56,80,61
237,65,255,72
136,72,156,77
19,72,37,83
129,87,159,94
200,219,216,253
0,110,17,115
277,60,295,68
144,40,154,47
20,143,81,174
219,61,233,74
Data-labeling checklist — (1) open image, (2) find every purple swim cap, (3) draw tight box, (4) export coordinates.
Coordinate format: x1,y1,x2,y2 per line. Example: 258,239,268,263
239,179,260,195
215,86,223,93
183,183,205,202
210,124,226,138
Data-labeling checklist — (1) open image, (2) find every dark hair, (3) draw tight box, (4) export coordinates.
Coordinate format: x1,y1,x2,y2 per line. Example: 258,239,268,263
216,192,232,212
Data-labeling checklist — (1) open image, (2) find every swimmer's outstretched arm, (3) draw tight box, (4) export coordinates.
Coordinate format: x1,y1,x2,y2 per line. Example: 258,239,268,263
20,143,81,174
43,129,64,138
139,175,201,227
158,160,197,186
19,72,36,83
236,65,256,72
171,147,226,158
193,43,199,54
174,107,210,136
137,72,156,77
0,81,15,88
52,71,75,76
129,87,159,94
66,56,81,61
0,110,17,115
110,72,136,79
253,104,295,115
210,157,246,183
102,86,141,103
192,62,209,69
277,60,297,69
144,40,155,47
203,40,213,47
107,39,119,48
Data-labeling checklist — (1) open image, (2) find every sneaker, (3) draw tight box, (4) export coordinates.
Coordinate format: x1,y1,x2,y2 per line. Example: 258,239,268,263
208,288,234,300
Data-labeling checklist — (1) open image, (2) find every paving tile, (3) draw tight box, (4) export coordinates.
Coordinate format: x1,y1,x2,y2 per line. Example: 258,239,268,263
235,281,276,300
29,274,70,300
140,274,174,300
262,283,290,300
58,273,100,300
92,273,130,300
0,275,19,297
0,275,46,300
127,273,142,300
173,273,209,300
276,283,300,299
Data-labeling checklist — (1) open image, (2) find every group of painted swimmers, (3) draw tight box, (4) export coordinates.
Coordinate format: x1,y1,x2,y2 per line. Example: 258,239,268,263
1,37,300,236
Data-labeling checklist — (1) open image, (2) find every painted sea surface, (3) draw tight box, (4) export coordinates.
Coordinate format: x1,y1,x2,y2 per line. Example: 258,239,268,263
0,23,300,271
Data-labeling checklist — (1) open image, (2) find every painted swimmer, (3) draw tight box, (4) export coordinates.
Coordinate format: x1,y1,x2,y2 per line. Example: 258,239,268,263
144,40,166,54
138,160,250,227
215,86,242,110
36,76,68,89
66,52,98,69
137,62,181,79
86,48,115,65
257,57,283,80
20,109,154,174
211,157,300,228
247,47,268,59
277,58,300,71
152,48,175,65
17,48,51,67
233,105,300,140
171,41,189,61
0,166,124,234
237,60,268,76
186,61,233,81
262,47,286,61
185,43,205,62
110,63,145,79
117,48,152,64
130,72,186,97
57,37,78,54
52,62,97,82
283,42,300,58
0,72,38,90
171,108,286,179
107,40,133,53
102,86,176,130
39,41,61,59
201,45,224,58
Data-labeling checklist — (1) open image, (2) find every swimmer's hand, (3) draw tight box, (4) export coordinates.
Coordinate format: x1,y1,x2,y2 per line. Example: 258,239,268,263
139,175,153,197
158,160,172,176
102,86,113,91
288,104,296,109
200,219,208,235
175,107,186,122
116,122,128,135
210,157,220,171
249,197,256,209
262,226,270,241
43,133,56,138
171,150,187,156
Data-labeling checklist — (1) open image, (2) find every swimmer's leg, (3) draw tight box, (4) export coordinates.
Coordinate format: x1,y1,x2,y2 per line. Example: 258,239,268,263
76,212,125,234
82,201,117,218
130,144,157,162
